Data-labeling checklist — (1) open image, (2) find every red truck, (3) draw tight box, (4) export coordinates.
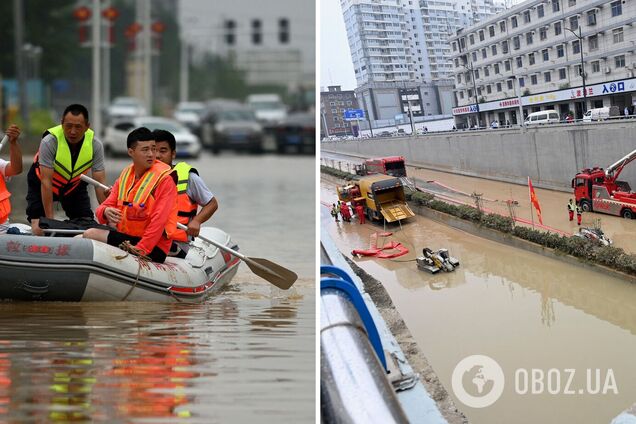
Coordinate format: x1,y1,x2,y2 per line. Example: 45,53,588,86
355,156,407,177
572,149,636,219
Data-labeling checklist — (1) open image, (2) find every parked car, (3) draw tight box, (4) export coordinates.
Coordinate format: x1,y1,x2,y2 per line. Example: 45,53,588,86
201,100,263,154
273,112,315,154
173,101,206,134
106,97,147,123
524,110,560,126
246,94,287,125
103,116,201,158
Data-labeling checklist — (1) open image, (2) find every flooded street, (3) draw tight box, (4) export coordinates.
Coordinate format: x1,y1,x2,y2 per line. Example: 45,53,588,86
0,153,315,422
321,178,636,424
321,152,636,254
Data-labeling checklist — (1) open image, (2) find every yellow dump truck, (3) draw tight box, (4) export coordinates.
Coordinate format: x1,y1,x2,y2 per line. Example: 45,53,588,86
337,174,414,223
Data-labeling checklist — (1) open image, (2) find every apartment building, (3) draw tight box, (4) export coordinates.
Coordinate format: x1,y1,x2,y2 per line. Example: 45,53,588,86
320,85,360,137
450,0,636,127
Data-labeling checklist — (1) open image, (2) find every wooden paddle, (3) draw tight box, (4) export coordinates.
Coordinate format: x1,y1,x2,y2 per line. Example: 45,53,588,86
80,174,298,290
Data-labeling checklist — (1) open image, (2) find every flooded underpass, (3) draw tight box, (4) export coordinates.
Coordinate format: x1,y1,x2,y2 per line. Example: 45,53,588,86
321,152,636,254
321,179,636,424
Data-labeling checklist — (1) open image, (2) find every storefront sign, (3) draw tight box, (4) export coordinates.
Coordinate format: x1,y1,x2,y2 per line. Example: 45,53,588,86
452,104,479,115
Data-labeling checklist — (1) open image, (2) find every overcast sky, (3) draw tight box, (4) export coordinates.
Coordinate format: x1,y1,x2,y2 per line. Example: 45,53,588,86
320,0,522,92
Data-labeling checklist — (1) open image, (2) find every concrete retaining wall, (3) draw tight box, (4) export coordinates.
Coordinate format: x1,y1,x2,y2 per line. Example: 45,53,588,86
322,121,636,191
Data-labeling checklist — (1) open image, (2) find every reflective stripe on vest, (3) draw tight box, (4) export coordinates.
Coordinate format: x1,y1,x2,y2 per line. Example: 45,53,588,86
35,125,94,196
0,175,11,223
115,160,178,239
172,162,199,242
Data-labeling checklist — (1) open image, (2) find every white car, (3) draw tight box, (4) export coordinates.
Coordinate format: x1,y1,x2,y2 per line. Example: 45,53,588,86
173,101,205,130
103,116,201,158
107,97,147,122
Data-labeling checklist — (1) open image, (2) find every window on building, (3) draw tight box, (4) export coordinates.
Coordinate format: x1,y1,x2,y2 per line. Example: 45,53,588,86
460,38,466,49
472,51,478,62
486,85,492,94
569,16,578,31
511,16,518,28
475,69,480,79
531,75,538,85
455,58,460,67
540,28,547,41
568,0,576,7
331,108,337,113
611,1,622,17
278,18,290,44
523,10,531,24
484,67,490,77
459,91,464,99
537,5,544,18
494,63,500,74
554,22,562,36
613,27,624,43
559,68,566,79
477,88,482,95
502,40,509,54
452,42,457,51
557,44,564,57
329,101,336,106
489,26,495,37
251,19,262,44
479,30,484,41
492,44,497,55
589,35,598,51
615,55,625,68
496,82,502,92
574,64,582,76
507,80,513,90
457,74,462,83
529,53,535,65
552,0,560,12
542,49,549,61
517,56,523,68
587,10,597,26
591,60,600,73
500,21,506,32
572,40,580,54
482,48,487,59
526,32,533,45
504,60,510,71
513,36,520,49
468,89,473,97
519,77,525,87
469,34,475,44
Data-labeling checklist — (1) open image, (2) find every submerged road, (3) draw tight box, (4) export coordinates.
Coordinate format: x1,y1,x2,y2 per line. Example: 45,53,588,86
321,177,636,424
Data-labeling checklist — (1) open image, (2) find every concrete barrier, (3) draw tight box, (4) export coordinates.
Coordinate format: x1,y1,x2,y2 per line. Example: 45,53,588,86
322,120,636,191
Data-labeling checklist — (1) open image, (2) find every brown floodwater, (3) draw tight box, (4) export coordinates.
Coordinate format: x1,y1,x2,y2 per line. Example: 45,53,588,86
322,179,636,424
0,154,315,422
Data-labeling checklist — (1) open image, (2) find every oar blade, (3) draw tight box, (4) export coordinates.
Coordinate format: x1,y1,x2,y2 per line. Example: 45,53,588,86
245,257,298,289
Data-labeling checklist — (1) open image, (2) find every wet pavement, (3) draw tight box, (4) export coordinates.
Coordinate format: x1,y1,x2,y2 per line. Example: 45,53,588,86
321,178,636,424
0,153,315,422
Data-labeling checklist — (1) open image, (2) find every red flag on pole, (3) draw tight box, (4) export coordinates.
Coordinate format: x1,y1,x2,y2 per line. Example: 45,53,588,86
528,177,543,225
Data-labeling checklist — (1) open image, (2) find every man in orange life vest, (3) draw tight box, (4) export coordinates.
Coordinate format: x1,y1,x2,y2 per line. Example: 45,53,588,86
82,127,178,263
26,104,107,235
0,125,24,228
153,129,218,258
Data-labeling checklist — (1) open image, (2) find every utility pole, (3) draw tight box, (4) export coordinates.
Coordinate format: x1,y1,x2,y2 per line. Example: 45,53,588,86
142,0,152,114
565,26,587,114
407,99,415,135
13,0,28,125
91,0,102,137
179,39,189,103
103,0,111,112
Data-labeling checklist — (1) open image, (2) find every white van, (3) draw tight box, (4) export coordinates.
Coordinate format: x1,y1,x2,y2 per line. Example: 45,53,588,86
524,110,560,126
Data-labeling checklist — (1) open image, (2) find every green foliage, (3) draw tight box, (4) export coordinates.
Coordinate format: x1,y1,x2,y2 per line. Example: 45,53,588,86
12,109,54,136
320,165,355,181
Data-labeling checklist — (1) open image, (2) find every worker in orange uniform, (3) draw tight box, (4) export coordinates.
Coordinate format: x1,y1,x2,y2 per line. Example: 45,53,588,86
567,199,576,222
340,202,351,222
0,125,23,229
82,127,178,263
355,203,365,224
576,204,583,226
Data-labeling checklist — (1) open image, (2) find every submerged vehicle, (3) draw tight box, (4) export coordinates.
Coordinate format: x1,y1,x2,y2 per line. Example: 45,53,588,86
573,227,612,246
416,248,460,274
0,227,239,302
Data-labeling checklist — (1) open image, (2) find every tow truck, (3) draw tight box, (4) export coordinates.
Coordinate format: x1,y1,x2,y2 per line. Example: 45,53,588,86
354,156,407,177
572,148,636,218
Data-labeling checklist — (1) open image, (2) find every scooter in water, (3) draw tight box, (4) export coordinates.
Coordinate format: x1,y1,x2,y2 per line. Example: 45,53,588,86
416,247,460,274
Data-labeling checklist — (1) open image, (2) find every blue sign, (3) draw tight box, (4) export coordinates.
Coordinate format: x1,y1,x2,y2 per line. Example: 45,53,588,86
602,81,625,94
343,109,365,120
395,113,404,121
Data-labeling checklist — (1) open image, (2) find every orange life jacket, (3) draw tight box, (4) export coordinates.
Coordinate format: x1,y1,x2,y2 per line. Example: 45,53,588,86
0,175,11,224
115,160,178,239
34,125,94,196
171,162,199,242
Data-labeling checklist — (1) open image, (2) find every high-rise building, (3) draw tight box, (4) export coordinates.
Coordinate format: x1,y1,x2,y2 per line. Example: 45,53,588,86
339,0,503,123
320,86,360,137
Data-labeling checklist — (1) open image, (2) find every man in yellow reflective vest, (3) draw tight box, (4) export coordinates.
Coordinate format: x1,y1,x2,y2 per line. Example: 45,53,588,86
154,129,218,258
0,125,24,229
26,104,107,235
83,127,178,263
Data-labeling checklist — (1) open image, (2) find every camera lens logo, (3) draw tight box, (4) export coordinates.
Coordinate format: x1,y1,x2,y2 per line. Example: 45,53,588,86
451,355,505,408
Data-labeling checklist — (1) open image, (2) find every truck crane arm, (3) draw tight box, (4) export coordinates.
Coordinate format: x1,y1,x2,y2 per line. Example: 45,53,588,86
605,148,636,180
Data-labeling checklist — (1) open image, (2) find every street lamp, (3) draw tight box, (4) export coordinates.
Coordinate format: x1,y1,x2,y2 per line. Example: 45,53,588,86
463,62,480,128
565,26,587,114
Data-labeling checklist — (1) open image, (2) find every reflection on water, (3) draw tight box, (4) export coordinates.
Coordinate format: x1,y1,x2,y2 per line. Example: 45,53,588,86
0,280,314,422
322,179,636,424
